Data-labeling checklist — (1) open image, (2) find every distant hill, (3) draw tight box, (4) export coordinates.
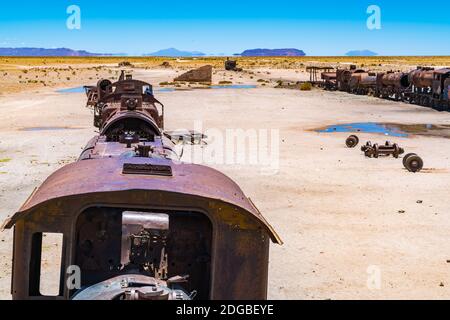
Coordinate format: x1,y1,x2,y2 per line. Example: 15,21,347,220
240,48,306,57
346,50,378,57
145,48,206,57
0,47,111,56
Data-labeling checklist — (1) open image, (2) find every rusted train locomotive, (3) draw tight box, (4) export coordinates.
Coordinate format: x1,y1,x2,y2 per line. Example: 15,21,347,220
321,66,450,111
2,73,281,300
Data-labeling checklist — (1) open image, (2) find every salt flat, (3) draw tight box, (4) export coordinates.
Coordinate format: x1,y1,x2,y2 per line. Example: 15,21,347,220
1,68,450,299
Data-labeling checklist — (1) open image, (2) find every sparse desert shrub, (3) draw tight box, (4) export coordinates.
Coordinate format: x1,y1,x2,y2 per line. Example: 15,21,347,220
300,82,312,91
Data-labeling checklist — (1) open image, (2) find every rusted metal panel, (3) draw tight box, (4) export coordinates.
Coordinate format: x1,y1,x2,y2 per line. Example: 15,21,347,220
409,68,434,88
6,72,280,300
379,72,410,88
4,157,280,243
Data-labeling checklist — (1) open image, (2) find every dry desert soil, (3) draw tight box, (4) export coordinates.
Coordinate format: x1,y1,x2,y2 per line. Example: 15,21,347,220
1,61,450,299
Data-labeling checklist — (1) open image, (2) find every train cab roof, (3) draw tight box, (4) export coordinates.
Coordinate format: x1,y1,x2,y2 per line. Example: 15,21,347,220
2,157,282,245
433,68,450,75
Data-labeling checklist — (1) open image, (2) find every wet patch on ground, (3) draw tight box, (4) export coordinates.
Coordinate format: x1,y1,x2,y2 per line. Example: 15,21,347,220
313,122,450,139
19,126,85,132
209,84,257,89
57,84,257,95
56,86,85,93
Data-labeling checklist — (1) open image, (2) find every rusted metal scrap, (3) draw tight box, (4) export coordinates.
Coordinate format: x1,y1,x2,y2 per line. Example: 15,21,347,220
308,63,450,111
321,71,337,90
403,153,424,172
345,135,359,148
375,71,410,101
361,141,405,158
3,72,281,300
224,58,242,71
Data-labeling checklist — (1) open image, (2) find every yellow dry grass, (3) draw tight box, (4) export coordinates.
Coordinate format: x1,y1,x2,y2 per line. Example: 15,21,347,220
0,56,448,95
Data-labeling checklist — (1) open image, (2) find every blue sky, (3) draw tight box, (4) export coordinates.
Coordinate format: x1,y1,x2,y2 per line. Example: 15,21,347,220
0,1,448,56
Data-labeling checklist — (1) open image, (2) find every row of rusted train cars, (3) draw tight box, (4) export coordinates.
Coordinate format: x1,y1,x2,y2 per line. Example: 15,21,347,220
319,65,450,111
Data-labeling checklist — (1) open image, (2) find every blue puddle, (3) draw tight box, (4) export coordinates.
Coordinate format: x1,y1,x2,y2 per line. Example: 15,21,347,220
155,88,176,93
57,84,256,94
56,86,86,93
210,85,257,89
317,123,408,137
21,126,84,132
57,86,176,94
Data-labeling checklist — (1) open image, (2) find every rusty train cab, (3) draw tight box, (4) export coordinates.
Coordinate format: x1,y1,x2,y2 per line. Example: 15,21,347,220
2,74,281,300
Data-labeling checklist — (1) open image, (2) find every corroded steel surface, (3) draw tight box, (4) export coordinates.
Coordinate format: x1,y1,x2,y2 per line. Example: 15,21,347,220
4,156,280,243
307,65,450,110
379,72,410,88
6,72,280,300
409,68,435,88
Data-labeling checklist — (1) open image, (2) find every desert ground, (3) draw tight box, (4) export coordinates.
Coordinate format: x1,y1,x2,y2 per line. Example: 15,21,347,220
1,57,450,299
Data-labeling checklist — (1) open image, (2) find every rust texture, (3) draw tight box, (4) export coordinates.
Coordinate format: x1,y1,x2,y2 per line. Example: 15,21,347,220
4,72,281,300
361,141,405,158
224,58,242,72
306,65,450,110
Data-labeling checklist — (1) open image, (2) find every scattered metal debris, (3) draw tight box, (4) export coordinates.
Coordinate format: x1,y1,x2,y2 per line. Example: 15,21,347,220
403,153,424,172
361,141,405,158
224,58,242,72
345,135,359,148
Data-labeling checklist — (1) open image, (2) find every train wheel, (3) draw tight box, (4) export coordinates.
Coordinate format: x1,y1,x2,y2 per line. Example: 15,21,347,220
392,144,400,158
345,135,359,148
402,153,417,167
404,154,423,173
373,144,379,158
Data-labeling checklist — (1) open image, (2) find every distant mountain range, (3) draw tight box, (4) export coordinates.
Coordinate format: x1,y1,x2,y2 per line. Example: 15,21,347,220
0,47,113,56
346,50,378,56
145,48,206,57
239,48,306,57
1,46,383,57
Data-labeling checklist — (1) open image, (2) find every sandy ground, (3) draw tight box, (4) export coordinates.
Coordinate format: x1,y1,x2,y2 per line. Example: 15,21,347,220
1,67,450,300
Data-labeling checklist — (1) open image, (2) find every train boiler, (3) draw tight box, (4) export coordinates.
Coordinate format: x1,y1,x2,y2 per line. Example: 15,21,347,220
348,72,377,95
311,64,450,112
336,66,366,92
375,72,410,101
431,68,450,111
2,73,281,300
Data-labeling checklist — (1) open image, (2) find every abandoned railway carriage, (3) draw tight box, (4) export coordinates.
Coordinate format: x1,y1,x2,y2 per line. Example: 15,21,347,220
319,65,450,111
2,74,281,300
